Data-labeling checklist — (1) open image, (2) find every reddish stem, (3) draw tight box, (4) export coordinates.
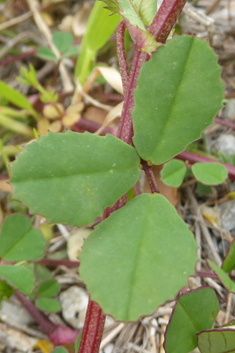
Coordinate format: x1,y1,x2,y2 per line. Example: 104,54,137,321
16,291,56,334
214,117,235,130
16,291,80,346
36,258,80,267
142,160,160,194
78,300,106,353
176,150,235,180
117,21,129,94
149,0,187,40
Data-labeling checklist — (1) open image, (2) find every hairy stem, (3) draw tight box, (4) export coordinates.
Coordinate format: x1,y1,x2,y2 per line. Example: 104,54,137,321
142,161,160,194
117,21,129,94
78,300,106,353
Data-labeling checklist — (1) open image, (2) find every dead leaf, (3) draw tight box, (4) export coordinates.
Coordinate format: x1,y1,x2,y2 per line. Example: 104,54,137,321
83,66,124,95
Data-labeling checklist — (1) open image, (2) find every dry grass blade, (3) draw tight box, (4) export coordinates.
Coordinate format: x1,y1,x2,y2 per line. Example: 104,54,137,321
26,0,73,92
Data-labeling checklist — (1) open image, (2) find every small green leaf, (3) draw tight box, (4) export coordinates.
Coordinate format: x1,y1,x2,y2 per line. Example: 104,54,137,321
0,214,45,261
0,80,35,113
35,297,61,312
0,279,15,304
133,35,224,165
37,47,58,62
51,348,69,353
208,260,235,293
75,331,82,353
222,239,235,273
0,265,35,295
62,46,80,59
80,193,197,321
161,160,186,187
197,328,235,353
37,279,60,297
164,287,220,353
192,163,228,185
197,182,212,196
10,131,140,227
102,0,158,27
53,31,73,53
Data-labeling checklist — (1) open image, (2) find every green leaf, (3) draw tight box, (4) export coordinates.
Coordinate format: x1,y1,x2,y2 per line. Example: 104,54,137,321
197,182,212,196
51,348,69,353
0,214,45,261
197,328,235,353
208,260,235,293
161,160,186,187
0,279,15,304
133,35,224,165
75,330,82,353
75,1,120,83
62,46,80,59
10,131,140,227
102,0,158,26
37,47,58,62
37,279,60,297
35,297,61,312
0,80,35,113
80,193,197,322
52,31,73,53
164,287,220,353
222,239,235,273
0,265,35,295
192,163,228,185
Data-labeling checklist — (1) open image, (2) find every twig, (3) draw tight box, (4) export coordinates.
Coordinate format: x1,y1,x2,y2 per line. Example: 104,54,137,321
206,0,223,15
0,11,32,31
26,0,73,92
186,187,222,266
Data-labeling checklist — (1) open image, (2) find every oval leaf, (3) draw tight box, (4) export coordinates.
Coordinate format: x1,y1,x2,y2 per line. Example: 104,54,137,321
0,265,35,295
164,287,220,353
222,239,235,273
10,131,140,227
37,47,58,62
197,328,235,353
161,160,186,187
0,214,45,261
37,279,60,297
53,31,73,53
192,162,228,185
132,35,224,165
35,297,61,312
80,193,197,322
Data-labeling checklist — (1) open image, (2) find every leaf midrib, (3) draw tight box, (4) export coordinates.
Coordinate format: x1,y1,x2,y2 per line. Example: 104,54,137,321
151,37,195,158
